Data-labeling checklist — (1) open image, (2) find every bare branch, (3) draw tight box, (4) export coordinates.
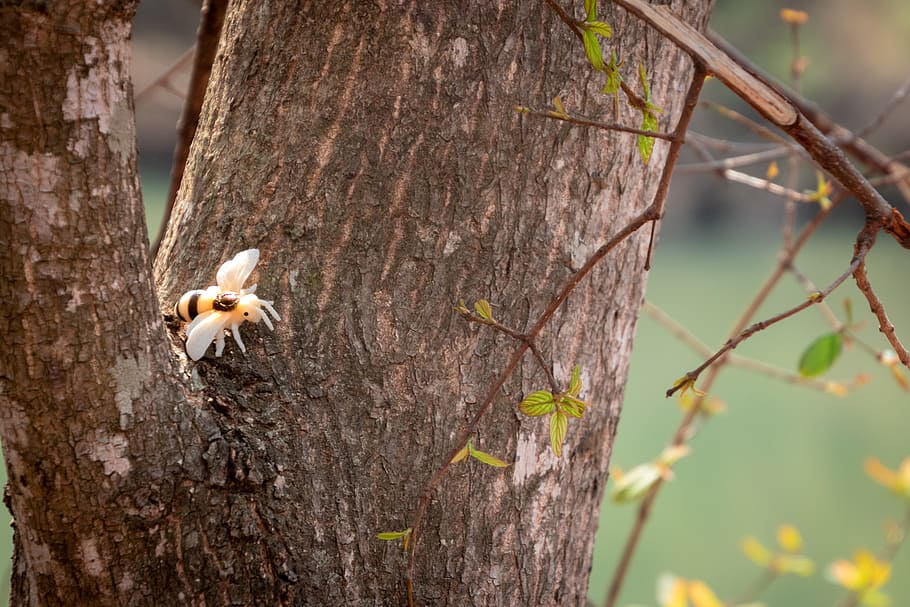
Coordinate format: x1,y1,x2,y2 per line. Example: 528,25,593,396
151,0,228,259
707,30,910,207
135,46,195,106
700,100,790,145
853,259,910,367
666,229,872,398
614,0,910,248
516,106,675,140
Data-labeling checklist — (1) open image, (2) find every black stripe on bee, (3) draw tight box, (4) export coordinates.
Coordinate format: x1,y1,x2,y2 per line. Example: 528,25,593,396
175,290,206,322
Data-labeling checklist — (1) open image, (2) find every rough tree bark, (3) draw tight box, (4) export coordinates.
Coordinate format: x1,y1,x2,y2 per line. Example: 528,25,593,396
1,1,712,606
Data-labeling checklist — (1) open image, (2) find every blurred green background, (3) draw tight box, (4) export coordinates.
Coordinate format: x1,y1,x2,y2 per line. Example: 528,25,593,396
4,1,909,604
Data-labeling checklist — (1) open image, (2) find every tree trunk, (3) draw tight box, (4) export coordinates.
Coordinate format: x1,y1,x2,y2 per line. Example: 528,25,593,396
2,1,712,605
0,2,191,605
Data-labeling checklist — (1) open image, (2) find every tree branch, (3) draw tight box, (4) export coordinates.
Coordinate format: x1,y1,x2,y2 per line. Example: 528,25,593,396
853,258,910,367
707,30,910,206
516,106,675,140
151,0,228,259
613,0,910,249
665,240,869,398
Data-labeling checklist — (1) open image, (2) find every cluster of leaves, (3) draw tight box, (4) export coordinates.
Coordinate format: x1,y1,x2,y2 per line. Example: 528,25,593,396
519,365,589,457
580,0,664,164
741,524,815,577
639,455,910,607
825,456,909,606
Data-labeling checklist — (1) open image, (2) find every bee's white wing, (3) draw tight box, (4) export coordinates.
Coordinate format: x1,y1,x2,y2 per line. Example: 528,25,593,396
186,311,231,360
216,249,259,292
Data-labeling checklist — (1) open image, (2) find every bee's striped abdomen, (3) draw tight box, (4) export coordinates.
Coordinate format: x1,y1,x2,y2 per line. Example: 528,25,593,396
175,289,209,322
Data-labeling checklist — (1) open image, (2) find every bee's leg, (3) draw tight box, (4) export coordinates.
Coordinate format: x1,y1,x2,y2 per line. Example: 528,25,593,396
231,323,247,353
214,332,226,357
261,299,280,322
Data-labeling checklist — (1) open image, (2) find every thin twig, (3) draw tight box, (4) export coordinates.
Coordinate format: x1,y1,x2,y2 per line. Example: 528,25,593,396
603,197,838,607
853,258,910,367
686,131,776,152
700,100,790,145
135,45,196,106
677,145,802,174
642,302,851,395
457,308,562,393
643,62,708,269
723,168,815,202
517,106,675,140
666,243,870,398
853,75,910,140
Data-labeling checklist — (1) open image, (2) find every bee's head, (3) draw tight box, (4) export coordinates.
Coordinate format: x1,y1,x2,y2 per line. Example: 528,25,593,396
236,293,264,323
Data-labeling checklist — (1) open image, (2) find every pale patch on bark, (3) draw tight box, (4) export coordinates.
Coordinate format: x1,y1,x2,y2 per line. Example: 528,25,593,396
117,571,134,593
22,530,52,577
1,143,63,241
512,432,541,486
83,430,131,477
372,290,397,352
60,20,135,163
448,37,469,70
79,537,104,577
110,354,149,430
442,229,462,256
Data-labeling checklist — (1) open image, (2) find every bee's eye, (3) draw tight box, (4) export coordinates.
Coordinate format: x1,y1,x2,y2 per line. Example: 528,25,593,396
243,312,249,316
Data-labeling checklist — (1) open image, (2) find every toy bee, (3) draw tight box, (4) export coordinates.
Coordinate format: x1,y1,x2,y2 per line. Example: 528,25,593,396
175,249,280,361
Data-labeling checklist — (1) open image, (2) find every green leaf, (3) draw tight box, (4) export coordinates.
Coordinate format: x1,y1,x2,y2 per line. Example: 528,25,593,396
798,333,843,377
473,299,494,322
568,365,582,397
585,20,612,38
559,395,586,418
584,0,596,21
551,95,569,119
601,52,622,95
638,63,652,102
519,390,555,416
637,110,658,164
376,528,412,541
582,30,604,71
550,410,568,457
451,443,470,464
469,447,510,468
611,463,661,503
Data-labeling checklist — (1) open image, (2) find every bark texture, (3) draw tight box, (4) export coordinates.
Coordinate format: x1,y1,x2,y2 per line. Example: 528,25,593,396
0,2,192,605
1,0,712,605
154,2,712,605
